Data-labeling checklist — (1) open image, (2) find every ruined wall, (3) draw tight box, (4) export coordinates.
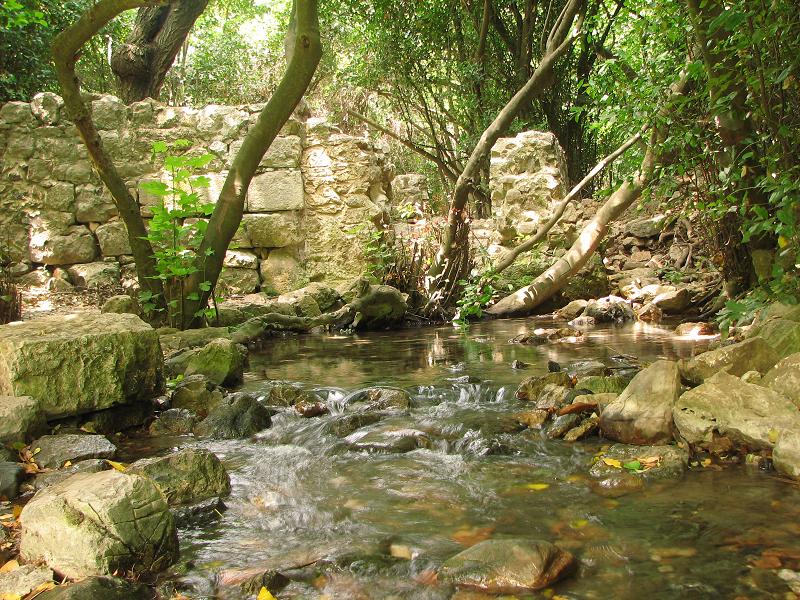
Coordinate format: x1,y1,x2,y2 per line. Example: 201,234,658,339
0,93,392,295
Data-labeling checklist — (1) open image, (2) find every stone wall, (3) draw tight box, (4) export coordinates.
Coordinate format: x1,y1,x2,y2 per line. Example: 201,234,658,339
0,93,392,295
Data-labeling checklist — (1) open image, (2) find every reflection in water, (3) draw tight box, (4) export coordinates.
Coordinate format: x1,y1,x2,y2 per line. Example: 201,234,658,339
159,320,800,600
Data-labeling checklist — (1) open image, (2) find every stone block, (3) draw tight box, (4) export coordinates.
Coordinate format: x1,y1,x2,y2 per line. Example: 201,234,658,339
31,92,64,125
241,212,302,248
217,267,260,294
223,250,258,269
259,246,306,294
245,169,305,212
230,135,302,169
95,220,131,256
90,95,127,130
67,261,121,287
0,101,35,127
29,223,98,266
0,313,163,420
76,185,118,222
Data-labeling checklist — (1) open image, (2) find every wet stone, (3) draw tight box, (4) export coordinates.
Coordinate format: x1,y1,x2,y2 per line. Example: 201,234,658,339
194,394,271,439
547,413,582,439
149,408,198,435
266,383,317,407
345,387,412,413
170,374,224,416
439,539,576,593
0,462,24,499
295,400,329,417
31,433,116,469
535,384,572,413
515,371,573,401
563,415,600,442
513,409,550,429
588,443,688,496
346,422,431,453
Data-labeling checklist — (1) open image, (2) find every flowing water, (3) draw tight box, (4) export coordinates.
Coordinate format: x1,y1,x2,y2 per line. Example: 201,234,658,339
132,319,800,599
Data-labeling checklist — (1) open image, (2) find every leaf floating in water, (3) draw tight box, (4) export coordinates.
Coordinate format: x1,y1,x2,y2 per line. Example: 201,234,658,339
601,458,623,468
525,483,550,491
257,587,278,600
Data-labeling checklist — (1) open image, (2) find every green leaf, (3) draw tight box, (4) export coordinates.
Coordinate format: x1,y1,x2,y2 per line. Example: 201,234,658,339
623,460,642,471
139,181,170,196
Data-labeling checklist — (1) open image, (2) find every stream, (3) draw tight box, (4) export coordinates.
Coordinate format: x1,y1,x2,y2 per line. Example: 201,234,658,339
127,318,800,599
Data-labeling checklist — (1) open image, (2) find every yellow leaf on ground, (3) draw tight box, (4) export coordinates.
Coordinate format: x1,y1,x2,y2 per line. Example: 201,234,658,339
0,593,22,600
62,461,72,468
0,559,19,573
525,483,550,491
27,581,56,596
701,458,712,467
768,429,780,444
257,587,277,600
602,457,623,468
106,460,127,472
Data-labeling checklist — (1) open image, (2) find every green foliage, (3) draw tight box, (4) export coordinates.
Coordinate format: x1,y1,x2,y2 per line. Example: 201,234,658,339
453,270,505,328
139,139,217,328
0,0,127,102
346,223,395,282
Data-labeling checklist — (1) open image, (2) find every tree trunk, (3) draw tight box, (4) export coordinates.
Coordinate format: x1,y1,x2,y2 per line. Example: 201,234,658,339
181,0,322,326
686,0,770,292
425,0,585,304
52,0,167,307
487,68,691,317
110,0,209,103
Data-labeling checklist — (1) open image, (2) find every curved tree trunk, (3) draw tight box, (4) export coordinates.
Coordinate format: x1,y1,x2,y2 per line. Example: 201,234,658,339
52,0,167,308
182,0,322,327
110,0,209,103
424,0,585,306
487,67,691,317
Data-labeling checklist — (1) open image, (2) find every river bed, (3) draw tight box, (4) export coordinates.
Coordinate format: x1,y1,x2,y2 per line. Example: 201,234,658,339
130,319,800,599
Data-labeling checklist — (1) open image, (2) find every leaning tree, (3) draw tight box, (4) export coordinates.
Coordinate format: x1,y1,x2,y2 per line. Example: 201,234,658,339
52,0,322,328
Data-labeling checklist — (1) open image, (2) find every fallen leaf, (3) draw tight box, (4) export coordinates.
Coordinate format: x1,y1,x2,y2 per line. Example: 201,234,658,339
623,460,642,471
26,580,56,598
389,543,413,559
257,587,277,600
525,483,550,491
768,429,779,444
0,593,22,600
413,569,438,586
0,559,19,574
452,526,494,546
62,461,72,468
106,460,127,472
752,554,782,569
602,458,623,468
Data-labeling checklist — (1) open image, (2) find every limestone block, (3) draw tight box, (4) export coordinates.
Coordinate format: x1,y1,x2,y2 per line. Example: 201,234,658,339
245,169,304,212
38,182,75,212
67,261,121,287
0,313,163,419
95,220,131,256
76,185,118,222
241,212,302,248
29,222,98,266
90,95,127,130
3,132,35,160
223,250,258,269
30,94,62,125
0,395,44,444
20,470,177,578
196,105,247,140
259,246,306,294
0,101,35,127
489,131,568,241
129,98,158,126
230,135,302,169
217,267,260,295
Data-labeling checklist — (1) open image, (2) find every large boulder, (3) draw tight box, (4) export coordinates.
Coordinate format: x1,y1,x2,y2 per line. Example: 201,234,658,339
20,470,178,578
600,360,681,444
128,448,230,506
761,353,800,408
749,318,800,359
0,314,163,420
184,338,247,386
36,576,152,600
674,371,800,451
774,431,800,480
0,395,45,444
680,336,779,385
439,539,575,593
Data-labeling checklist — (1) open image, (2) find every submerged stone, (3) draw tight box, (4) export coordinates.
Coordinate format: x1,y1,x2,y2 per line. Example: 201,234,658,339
36,576,153,600
194,394,271,439
439,539,576,593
